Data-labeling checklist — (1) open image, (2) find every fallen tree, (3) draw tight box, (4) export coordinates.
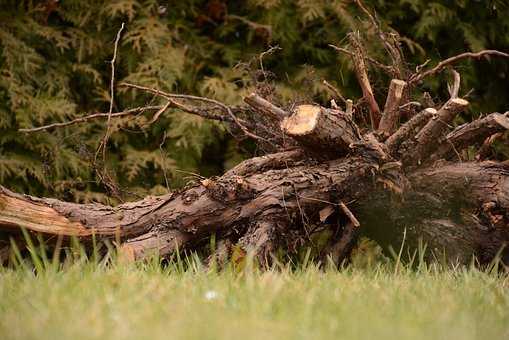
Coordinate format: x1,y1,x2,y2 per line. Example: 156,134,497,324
1,14,509,267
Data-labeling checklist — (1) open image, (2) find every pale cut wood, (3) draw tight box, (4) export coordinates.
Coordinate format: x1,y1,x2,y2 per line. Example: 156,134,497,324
378,79,407,138
281,104,361,156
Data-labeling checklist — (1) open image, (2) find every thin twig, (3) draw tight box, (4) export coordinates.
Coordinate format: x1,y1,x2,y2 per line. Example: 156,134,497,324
121,82,269,142
259,45,281,82
353,0,405,77
159,131,171,191
339,201,361,227
146,101,171,125
409,50,509,85
322,80,347,104
19,106,163,132
96,22,125,163
328,44,395,74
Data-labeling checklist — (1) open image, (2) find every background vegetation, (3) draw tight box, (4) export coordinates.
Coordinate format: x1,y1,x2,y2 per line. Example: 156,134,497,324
1,0,508,203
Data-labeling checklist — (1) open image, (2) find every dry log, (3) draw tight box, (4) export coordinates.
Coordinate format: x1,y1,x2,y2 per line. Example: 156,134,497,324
2,153,508,265
281,104,361,157
0,147,387,260
356,161,509,264
4,34,509,268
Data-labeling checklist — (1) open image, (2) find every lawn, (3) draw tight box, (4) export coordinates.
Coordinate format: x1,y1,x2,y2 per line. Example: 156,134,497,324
0,252,508,340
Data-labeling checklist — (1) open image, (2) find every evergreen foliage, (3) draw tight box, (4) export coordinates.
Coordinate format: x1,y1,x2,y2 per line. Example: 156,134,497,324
1,0,508,203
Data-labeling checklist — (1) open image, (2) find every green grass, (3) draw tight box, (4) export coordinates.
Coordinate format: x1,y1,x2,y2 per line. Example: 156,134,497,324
0,251,508,340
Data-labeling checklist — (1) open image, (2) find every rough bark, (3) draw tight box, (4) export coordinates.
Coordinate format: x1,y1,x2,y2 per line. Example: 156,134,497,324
429,112,509,162
0,145,389,260
386,108,436,156
402,98,469,166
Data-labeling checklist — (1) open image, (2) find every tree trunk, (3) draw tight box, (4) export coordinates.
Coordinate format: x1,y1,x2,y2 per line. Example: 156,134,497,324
3,40,509,267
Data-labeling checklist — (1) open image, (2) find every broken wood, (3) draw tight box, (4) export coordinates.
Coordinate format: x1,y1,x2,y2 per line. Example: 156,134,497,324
244,92,288,121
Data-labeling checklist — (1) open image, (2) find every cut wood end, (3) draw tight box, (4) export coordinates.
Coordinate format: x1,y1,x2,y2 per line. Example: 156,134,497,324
450,98,469,107
391,79,407,86
493,113,509,130
390,79,407,96
281,104,322,135
424,108,438,114
0,191,90,236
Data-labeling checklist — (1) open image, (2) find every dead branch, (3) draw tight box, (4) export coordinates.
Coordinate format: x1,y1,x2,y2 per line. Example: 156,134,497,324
476,132,505,161
243,92,288,120
348,33,382,128
328,44,395,75
353,0,406,78
385,107,436,155
97,22,125,162
121,82,268,142
403,98,469,166
429,112,509,162
322,80,347,104
339,201,360,227
18,106,163,132
409,50,509,85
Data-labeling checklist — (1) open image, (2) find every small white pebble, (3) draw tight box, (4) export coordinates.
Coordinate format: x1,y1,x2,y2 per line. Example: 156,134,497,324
204,290,218,301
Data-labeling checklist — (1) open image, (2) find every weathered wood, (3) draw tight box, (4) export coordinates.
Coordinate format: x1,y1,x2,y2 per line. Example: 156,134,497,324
429,112,509,162
0,186,167,238
244,93,288,121
378,79,407,138
356,161,509,265
403,98,469,166
281,104,361,157
349,34,381,128
477,132,504,161
2,155,507,264
386,108,436,156
0,149,387,260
